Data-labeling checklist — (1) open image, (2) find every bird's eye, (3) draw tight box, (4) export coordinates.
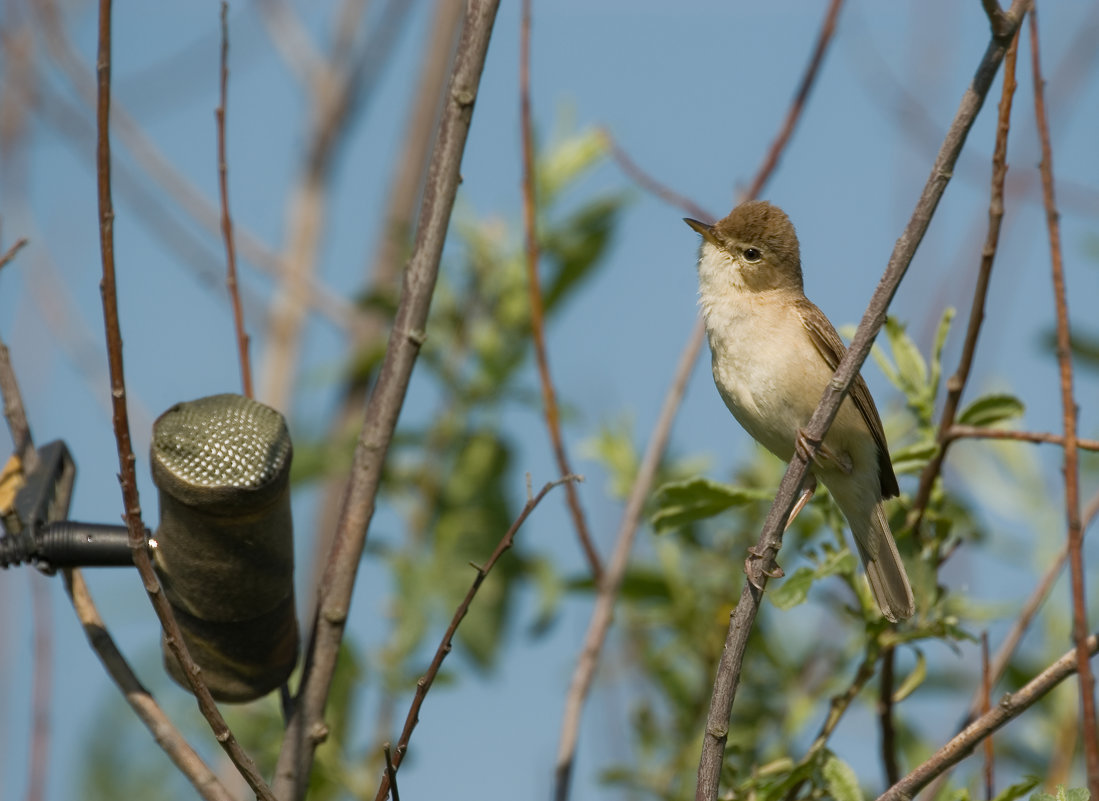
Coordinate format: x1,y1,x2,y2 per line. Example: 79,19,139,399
743,247,762,262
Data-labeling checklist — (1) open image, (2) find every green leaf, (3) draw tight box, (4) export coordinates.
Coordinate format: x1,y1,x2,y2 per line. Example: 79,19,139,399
958,394,1025,427
1063,789,1092,801
542,194,627,313
769,566,816,610
536,127,608,203
990,777,1040,801
886,316,928,392
822,754,864,801
892,649,926,702
890,440,940,475
929,307,955,397
651,477,771,531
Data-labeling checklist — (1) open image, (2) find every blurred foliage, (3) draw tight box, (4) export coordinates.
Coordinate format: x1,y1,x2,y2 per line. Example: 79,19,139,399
594,307,1086,800
75,119,1096,801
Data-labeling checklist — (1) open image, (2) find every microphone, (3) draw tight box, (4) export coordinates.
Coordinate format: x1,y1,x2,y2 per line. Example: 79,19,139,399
150,393,299,703
0,394,298,702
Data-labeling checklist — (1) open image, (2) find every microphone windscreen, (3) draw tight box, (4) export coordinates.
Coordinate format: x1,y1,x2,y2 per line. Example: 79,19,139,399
151,393,298,702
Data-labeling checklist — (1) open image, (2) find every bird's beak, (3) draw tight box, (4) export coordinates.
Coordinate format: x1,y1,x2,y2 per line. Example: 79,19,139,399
683,217,719,247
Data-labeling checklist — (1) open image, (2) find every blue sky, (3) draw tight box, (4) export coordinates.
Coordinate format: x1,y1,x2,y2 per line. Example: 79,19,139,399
2,1,1098,799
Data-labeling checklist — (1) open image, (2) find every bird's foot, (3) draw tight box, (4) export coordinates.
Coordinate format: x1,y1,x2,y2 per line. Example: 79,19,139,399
795,428,852,475
744,543,784,589
785,477,817,531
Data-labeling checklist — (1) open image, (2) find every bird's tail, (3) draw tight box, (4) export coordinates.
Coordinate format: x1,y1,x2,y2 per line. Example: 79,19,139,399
850,502,915,622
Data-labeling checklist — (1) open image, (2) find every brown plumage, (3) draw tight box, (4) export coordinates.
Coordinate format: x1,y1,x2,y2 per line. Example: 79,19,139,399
687,200,913,621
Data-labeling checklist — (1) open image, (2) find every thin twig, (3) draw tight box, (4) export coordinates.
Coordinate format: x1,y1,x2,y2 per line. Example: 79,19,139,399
1029,6,1099,792
946,424,1099,451
741,0,845,202
920,490,1099,801
877,631,1099,801
878,645,899,787
554,323,705,801
907,25,1021,537
555,3,849,798
695,5,1030,799
0,346,230,801
603,132,712,222
32,0,359,330
373,476,577,801
63,570,236,801
306,0,464,643
215,2,253,398
783,644,881,801
1,334,51,801
270,5,503,797
382,744,400,801
26,575,52,801
0,337,38,474
93,4,274,798
258,0,414,410
0,237,28,273
519,0,602,582
980,632,994,800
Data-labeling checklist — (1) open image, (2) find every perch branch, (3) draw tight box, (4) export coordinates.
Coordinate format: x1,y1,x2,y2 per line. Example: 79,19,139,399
877,631,1099,801
695,5,1030,799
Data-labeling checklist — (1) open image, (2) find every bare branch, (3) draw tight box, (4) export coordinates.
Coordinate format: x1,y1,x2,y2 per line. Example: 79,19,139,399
519,0,602,581
554,323,705,801
383,744,400,801
26,576,52,801
695,5,1030,799
258,0,415,410
0,335,37,473
921,491,1099,800
947,424,1099,451
373,476,578,801
93,3,273,798
553,2,850,798
1028,5,1099,791
980,632,994,800
603,132,713,222
877,631,1099,801
215,2,253,399
878,646,900,786
63,570,236,801
306,0,464,631
31,0,358,330
742,0,845,201
907,26,1021,536
0,237,28,273
0,336,232,801
271,5,504,797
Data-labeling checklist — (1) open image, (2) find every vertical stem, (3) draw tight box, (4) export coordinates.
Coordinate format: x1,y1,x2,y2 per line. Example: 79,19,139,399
271,4,503,797
519,0,602,580
94,3,274,797
216,1,253,398
1028,6,1099,793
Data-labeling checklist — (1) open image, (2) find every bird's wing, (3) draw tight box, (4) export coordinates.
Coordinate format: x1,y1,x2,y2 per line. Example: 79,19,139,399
795,298,900,498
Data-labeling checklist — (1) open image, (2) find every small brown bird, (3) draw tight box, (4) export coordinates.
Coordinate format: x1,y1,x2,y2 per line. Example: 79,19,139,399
686,200,914,622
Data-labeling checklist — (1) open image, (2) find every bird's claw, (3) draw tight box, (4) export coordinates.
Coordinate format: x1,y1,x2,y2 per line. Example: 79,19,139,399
744,544,784,589
795,428,852,475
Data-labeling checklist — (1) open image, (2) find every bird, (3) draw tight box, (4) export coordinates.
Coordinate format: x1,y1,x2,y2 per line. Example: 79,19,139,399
685,200,914,622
